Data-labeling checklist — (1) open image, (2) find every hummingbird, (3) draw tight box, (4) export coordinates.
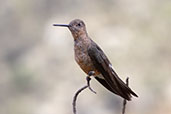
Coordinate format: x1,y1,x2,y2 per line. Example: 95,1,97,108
53,19,138,100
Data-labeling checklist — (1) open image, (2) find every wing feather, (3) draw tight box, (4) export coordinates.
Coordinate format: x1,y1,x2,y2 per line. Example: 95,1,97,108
88,42,138,100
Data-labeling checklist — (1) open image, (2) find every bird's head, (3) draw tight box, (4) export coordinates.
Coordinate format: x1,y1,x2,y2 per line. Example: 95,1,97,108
53,19,88,40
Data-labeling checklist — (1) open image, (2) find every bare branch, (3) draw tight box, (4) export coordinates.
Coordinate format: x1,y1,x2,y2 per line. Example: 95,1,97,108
122,77,129,114
72,75,131,114
72,75,96,114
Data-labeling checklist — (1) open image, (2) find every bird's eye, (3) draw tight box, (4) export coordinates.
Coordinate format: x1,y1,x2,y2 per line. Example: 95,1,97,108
77,23,81,27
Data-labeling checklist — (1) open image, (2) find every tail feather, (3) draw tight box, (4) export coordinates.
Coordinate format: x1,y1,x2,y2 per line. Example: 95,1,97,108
114,75,138,100
95,75,138,101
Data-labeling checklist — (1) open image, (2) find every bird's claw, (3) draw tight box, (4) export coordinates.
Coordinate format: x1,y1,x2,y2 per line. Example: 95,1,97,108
88,71,95,76
86,72,97,94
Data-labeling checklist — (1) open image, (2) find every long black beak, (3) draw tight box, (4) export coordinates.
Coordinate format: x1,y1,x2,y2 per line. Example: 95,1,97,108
53,24,70,27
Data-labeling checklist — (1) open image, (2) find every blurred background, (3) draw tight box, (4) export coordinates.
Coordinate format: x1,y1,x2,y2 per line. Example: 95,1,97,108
1,0,171,114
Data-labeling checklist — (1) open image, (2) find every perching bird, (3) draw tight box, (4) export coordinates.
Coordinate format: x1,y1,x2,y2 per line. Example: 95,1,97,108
53,19,138,100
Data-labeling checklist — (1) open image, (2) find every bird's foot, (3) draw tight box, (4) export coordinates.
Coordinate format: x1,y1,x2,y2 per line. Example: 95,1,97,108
86,71,96,94
88,71,95,76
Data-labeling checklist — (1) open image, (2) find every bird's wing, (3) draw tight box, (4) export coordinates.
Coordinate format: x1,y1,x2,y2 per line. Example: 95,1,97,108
87,41,138,100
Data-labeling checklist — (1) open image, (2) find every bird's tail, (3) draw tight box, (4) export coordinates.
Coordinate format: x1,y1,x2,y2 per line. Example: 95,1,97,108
95,73,138,101
113,75,138,100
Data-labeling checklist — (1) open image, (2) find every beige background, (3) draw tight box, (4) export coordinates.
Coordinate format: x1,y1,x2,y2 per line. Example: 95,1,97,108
0,0,171,114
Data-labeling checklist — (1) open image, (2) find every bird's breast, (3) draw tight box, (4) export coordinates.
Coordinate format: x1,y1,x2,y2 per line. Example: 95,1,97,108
74,43,100,75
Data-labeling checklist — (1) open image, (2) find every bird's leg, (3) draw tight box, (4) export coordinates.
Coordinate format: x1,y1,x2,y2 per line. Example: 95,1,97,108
86,71,96,94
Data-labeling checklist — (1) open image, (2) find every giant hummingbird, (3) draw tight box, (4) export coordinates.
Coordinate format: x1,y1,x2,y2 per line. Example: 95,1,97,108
53,19,138,100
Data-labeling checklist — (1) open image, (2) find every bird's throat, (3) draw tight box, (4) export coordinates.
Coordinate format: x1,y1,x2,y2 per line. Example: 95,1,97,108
71,31,88,41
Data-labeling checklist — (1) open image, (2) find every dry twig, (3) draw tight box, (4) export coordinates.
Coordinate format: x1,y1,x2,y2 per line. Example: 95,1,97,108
72,75,130,114
72,74,96,114
122,77,129,114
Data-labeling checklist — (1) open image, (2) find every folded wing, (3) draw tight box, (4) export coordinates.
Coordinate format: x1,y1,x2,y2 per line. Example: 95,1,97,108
87,41,138,100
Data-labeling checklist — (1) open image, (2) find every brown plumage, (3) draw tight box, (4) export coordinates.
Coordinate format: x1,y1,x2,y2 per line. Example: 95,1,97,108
53,19,138,100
